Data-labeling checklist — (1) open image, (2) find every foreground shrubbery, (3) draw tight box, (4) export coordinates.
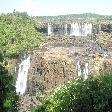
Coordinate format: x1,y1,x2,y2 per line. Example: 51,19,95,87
0,54,18,112
0,64,18,112
34,70,112,112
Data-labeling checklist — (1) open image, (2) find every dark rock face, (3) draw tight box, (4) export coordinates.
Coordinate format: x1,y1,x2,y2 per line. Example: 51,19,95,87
28,47,76,95
18,94,42,112
101,24,112,33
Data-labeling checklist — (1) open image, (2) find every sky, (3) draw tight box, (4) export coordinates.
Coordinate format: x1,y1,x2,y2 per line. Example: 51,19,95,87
0,0,112,16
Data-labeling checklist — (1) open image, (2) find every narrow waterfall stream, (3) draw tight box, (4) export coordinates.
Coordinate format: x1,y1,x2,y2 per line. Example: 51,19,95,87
77,60,89,79
77,60,82,76
16,55,31,95
83,63,89,79
48,23,52,35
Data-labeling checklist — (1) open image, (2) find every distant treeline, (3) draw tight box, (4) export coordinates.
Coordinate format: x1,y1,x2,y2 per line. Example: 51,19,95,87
36,13,112,24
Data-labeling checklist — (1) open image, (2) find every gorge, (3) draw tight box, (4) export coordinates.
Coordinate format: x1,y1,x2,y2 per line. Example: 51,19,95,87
15,20,112,111
1,12,112,112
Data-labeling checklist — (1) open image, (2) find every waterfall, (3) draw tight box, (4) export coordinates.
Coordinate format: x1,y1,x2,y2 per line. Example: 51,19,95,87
77,60,82,76
81,23,85,36
84,23,89,36
83,63,89,79
70,23,92,36
82,23,92,36
16,55,31,95
46,22,93,36
85,23,92,36
77,60,89,79
70,23,80,36
65,24,68,35
48,23,52,35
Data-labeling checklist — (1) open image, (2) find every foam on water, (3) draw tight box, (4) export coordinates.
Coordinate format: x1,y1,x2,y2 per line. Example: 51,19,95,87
16,55,30,95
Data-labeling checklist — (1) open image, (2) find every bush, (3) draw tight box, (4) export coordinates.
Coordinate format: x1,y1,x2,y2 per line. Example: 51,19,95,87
0,64,19,112
34,70,112,112
0,11,44,57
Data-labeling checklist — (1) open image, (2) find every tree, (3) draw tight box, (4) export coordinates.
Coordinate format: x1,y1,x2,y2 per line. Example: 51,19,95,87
0,11,44,57
35,70,112,112
0,52,18,112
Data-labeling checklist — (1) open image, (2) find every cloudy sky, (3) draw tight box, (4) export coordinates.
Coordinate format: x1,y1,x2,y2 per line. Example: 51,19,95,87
0,0,112,16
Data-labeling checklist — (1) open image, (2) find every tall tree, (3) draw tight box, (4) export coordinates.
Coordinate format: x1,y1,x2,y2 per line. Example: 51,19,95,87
0,52,18,112
0,11,44,57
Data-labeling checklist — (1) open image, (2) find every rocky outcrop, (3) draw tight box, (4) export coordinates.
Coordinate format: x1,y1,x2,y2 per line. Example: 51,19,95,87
28,47,76,95
96,31,112,49
18,94,42,112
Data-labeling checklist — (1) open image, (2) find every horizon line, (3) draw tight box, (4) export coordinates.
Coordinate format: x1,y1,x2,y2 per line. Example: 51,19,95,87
0,10,112,17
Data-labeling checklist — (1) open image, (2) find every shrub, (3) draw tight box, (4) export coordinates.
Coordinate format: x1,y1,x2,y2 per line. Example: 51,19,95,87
0,11,44,57
34,70,112,112
0,64,19,112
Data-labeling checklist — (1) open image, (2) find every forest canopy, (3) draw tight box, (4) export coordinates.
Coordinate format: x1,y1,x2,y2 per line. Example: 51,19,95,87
0,11,44,57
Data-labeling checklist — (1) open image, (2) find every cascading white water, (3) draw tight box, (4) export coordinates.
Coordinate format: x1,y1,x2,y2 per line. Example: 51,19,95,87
77,60,82,76
77,60,89,79
70,23,80,36
47,22,92,36
70,23,92,36
16,55,31,95
84,23,88,36
48,23,52,35
83,62,89,79
85,23,92,36
65,24,68,35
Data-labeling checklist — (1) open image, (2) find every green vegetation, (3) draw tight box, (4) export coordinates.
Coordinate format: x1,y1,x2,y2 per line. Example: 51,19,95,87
0,11,112,112
36,13,112,24
0,11,44,111
0,11,44,57
0,54,18,112
34,70,112,112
